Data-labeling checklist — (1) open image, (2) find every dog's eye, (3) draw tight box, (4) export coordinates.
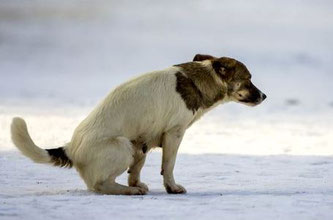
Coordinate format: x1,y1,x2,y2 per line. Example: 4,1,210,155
238,94,243,97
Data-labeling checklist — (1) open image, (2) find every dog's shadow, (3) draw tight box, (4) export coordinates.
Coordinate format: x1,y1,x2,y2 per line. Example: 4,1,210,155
2,188,313,200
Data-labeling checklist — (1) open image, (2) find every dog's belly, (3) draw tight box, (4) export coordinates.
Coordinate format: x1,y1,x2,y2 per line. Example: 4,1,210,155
130,132,163,154
130,121,165,146
122,105,197,152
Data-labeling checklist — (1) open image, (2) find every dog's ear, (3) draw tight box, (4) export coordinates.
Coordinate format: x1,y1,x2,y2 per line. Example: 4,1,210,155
212,57,237,79
193,54,216,62
219,57,237,69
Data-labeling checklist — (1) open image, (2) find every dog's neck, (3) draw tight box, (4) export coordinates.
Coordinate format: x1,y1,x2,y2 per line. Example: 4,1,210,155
174,61,229,114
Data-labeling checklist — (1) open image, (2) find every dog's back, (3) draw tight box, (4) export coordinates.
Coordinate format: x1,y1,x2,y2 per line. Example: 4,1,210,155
69,66,192,156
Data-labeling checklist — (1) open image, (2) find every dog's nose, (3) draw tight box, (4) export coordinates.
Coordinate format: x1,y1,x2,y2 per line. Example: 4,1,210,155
262,93,267,100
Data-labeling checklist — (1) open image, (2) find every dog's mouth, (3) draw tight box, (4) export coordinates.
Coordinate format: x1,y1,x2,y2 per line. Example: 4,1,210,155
239,99,261,106
238,95,266,106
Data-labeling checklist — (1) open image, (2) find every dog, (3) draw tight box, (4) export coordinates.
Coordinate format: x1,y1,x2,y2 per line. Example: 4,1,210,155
11,54,266,195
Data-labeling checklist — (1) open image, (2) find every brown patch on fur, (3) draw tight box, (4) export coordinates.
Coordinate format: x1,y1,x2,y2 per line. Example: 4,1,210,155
205,57,253,98
175,72,203,112
214,57,250,82
174,62,225,113
192,54,248,82
46,147,73,168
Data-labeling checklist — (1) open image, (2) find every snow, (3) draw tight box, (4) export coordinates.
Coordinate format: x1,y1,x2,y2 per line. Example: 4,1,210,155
1,146,333,219
1,0,333,219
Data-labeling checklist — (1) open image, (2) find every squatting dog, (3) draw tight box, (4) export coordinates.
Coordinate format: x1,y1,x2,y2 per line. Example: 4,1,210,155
11,54,266,195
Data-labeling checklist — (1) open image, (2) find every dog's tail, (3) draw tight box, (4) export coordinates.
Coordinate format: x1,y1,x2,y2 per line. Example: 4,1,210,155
11,117,73,168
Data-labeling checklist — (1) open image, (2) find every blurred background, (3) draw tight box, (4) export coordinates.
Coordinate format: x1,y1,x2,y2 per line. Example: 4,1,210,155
1,2,332,218
0,0,332,154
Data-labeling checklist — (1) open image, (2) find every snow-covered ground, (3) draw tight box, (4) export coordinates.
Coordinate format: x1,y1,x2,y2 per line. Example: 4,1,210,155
1,150,333,220
0,0,333,219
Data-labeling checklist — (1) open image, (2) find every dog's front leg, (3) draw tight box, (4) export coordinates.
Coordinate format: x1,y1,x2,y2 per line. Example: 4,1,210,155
161,127,186,194
128,153,149,192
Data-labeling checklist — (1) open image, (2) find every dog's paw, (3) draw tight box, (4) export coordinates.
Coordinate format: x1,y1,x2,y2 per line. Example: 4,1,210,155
165,184,187,194
129,186,148,195
129,181,149,192
136,182,149,192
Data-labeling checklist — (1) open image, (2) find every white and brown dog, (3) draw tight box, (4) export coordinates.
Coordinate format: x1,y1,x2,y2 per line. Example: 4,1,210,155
11,54,266,195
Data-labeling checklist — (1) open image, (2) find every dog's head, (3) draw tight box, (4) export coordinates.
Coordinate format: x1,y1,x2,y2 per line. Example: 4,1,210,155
193,54,266,106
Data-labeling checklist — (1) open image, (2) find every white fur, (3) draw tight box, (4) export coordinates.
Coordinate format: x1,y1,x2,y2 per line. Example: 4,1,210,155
11,117,51,163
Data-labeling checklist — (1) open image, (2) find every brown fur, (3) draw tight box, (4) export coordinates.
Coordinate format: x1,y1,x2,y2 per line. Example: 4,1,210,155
174,62,225,113
175,54,265,110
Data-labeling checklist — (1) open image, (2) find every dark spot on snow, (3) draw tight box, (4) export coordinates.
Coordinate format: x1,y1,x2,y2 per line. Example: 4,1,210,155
294,53,319,66
285,99,300,106
311,161,330,166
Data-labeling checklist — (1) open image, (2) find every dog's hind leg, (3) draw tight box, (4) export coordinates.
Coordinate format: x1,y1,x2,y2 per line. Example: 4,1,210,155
95,177,147,195
128,152,148,191
78,137,148,195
